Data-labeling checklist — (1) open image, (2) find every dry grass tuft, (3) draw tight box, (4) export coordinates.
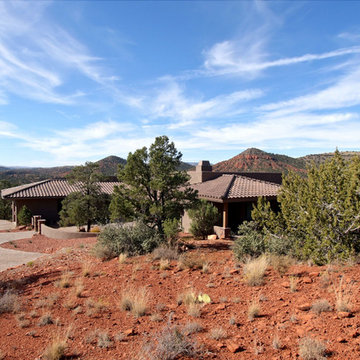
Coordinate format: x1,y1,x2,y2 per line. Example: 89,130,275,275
0,291,20,313
150,313,163,322
272,334,282,350
334,276,353,312
201,262,210,274
38,313,53,326
152,246,179,261
15,313,30,328
140,324,198,360
186,303,202,318
298,337,326,360
183,321,203,335
177,289,197,306
81,261,94,277
120,287,148,317
74,279,84,298
269,255,294,275
159,259,171,270
43,337,67,360
289,276,298,292
85,298,108,317
118,253,128,264
311,299,332,315
178,252,206,270
208,327,227,340
55,272,72,288
243,256,268,286
248,298,261,321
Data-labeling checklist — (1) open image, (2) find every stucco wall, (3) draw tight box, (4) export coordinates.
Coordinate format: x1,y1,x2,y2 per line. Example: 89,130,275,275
40,224,98,240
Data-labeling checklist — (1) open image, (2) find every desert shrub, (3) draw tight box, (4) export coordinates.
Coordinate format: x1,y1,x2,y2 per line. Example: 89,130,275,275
0,291,20,313
269,254,294,275
95,221,162,259
17,205,32,226
141,324,198,360
188,200,219,239
38,313,53,326
311,299,332,315
233,221,265,260
178,252,206,270
163,218,182,247
152,246,179,261
183,322,203,334
299,337,326,360
243,255,268,286
208,327,227,340
186,303,202,318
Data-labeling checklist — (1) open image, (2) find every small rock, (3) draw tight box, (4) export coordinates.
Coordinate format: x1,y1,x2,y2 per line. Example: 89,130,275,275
227,341,244,353
337,337,347,343
216,342,226,349
351,330,360,338
215,304,227,311
298,303,311,311
338,311,352,318
229,269,238,275
207,234,217,240
124,328,137,336
302,277,312,284
309,271,319,277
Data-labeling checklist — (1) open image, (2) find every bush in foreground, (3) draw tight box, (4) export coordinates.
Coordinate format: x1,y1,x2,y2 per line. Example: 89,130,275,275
17,205,32,226
95,222,163,259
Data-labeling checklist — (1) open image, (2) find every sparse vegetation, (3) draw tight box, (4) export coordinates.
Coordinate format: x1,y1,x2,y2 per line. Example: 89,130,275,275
43,336,67,360
152,246,178,261
208,327,227,340
118,253,128,264
120,286,148,317
140,323,198,360
38,313,53,326
0,291,20,313
311,299,332,315
178,252,206,270
334,277,353,312
299,337,326,360
243,255,268,286
248,298,261,321
183,321,203,334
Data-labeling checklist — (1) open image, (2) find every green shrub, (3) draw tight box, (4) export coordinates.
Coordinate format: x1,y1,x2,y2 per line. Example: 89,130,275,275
163,218,181,247
188,200,219,239
95,222,163,259
233,221,265,261
17,205,32,226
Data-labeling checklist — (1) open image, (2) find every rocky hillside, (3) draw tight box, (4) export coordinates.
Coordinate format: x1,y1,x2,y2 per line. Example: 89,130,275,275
213,148,307,174
300,151,360,167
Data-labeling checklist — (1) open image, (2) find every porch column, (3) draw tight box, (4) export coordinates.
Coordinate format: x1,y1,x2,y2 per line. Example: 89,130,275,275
223,202,228,228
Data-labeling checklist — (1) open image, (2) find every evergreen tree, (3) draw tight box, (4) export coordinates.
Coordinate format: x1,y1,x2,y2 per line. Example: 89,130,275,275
188,199,219,239
110,136,197,235
0,180,12,220
251,150,360,264
17,205,32,225
59,162,110,231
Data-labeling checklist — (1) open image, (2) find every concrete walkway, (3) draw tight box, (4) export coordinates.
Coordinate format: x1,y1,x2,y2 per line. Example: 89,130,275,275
0,220,16,231
0,221,44,272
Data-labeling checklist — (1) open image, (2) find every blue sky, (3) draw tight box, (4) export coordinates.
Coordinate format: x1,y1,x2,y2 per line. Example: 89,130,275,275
1,1,360,166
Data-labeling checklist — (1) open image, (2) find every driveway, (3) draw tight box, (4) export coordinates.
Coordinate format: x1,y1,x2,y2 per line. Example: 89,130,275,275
0,224,45,272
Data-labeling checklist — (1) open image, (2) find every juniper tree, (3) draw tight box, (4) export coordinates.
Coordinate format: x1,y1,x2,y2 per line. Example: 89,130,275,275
251,150,360,264
59,162,110,231
110,136,197,235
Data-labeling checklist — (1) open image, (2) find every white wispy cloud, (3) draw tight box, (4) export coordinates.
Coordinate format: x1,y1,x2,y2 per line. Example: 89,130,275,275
0,2,141,107
144,80,263,128
203,40,360,78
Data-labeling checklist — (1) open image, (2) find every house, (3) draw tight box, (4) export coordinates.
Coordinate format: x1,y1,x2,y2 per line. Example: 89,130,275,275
1,179,119,225
183,161,281,237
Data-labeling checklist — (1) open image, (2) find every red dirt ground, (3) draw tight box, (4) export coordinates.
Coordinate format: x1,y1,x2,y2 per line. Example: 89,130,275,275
0,236,359,359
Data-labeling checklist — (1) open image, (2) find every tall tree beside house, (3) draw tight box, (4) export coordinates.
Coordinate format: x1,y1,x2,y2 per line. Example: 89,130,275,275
110,136,198,235
17,205,32,225
251,150,360,265
59,162,110,232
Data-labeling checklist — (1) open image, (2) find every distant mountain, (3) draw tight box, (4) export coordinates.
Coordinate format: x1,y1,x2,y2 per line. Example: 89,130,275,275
179,162,194,171
213,148,307,174
299,151,360,167
96,155,126,176
0,155,127,185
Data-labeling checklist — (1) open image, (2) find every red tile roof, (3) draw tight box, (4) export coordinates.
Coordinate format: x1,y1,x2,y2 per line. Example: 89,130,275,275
1,179,120,199
191,174,280,201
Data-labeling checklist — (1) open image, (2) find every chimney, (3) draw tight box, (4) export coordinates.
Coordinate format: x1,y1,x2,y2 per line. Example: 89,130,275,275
189,160,219,184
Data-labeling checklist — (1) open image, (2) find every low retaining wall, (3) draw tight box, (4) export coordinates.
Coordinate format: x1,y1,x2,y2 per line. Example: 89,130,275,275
40,224,98,240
